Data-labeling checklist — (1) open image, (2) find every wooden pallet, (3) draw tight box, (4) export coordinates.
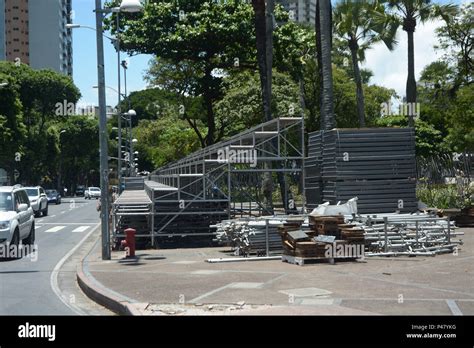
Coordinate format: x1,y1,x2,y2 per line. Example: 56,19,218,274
281,253,361,266
282,253,335,266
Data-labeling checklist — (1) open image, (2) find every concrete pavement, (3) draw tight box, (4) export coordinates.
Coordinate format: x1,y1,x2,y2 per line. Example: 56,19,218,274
0,197,112,315
77,226,474,315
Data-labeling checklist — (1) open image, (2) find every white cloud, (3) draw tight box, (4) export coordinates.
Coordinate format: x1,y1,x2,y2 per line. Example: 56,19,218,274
361,19,445,98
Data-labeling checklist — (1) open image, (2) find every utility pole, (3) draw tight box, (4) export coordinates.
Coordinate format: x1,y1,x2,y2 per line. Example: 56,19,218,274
95,0,111,260
116,12,123,194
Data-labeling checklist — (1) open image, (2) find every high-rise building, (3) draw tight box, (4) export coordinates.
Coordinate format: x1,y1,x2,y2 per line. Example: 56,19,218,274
0,0,73,75
277,0,317,27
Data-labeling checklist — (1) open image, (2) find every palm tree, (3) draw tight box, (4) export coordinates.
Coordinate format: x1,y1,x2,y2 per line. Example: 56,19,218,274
318,0,335,130
252,0,271,122
252,0,274,213
334,0,398,127
386,0,457,127
252,0,295,214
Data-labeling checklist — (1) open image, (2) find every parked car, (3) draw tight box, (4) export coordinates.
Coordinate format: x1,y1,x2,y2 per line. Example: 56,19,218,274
45,189,61,205
85,187,101,199
0,186,35,247
75,185,85,196
25,186,49,217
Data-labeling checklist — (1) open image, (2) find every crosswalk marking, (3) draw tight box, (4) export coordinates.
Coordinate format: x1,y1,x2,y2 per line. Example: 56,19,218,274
45,226,66,233
72,226,89,233
39,223,96,225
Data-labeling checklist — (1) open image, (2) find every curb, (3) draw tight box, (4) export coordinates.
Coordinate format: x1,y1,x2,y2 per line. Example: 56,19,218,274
76,227,141,316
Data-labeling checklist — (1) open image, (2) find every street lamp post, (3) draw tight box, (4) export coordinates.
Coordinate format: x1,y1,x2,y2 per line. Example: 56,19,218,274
92,0,143,260
95,0,111,260
115,12,123,194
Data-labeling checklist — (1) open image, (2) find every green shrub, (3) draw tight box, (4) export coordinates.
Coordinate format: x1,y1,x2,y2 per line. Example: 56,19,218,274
417,183,472,209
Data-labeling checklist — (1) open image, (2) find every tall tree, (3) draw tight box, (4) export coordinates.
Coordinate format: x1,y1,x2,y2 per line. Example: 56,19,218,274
435,3,472,88
386,0,457,127
334,0,398,127
251,0,275,213
318,0,335,130
108,0,306,147
252,0,272,123
0,73,26,184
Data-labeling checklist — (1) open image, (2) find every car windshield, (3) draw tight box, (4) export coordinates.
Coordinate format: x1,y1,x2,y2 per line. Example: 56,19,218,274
90,188,100,192
26,188,39,196
46,190,57,194
0,192,14,212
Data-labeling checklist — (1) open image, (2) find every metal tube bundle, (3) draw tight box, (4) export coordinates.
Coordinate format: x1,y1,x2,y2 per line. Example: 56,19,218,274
214,216,307,256
352,213,463,256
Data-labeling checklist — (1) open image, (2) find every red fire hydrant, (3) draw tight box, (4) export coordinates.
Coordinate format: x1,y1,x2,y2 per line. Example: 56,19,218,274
121,228,136,258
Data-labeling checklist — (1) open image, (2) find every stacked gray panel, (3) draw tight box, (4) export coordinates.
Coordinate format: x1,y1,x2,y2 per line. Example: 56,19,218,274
305,128,417,214
305,131,323,210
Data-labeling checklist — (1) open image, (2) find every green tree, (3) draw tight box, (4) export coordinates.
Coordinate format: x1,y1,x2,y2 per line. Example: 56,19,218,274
0,73,26,183
435,3,473,88
334,0,398,126
444,84,474,152
417,61,456,140
215,70,303,136
60,116,100,191
375,115,443,156
143,59,208,146
386,0,457,126
106,0,308,146
133,116,202,170
0,62,81,185
106,0,256,146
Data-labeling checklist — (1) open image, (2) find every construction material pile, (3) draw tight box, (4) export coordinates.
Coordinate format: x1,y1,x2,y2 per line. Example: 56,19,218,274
356,214,463,256
281,215,365,263
214,216,305,256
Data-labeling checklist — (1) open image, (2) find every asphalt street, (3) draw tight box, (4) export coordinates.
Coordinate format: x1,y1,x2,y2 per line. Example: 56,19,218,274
0,197,108,315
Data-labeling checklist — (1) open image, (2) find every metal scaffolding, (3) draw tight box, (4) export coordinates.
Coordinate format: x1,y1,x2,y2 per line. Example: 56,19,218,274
111,188,154,246
145,117,306,242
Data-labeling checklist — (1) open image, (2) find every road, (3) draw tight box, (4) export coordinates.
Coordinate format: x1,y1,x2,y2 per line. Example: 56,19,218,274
0,197,110,315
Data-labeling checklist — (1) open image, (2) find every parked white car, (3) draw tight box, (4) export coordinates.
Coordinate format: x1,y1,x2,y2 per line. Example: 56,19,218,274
85,187,101,199
0,186,35,247
25,186,49,217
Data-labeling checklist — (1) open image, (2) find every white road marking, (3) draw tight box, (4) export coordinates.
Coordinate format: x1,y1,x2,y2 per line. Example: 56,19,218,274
446,299,463,316
45,226,66,233
189,283,233,303
50,215,56,218
72,226,89,233
50,223,100,316
35,225,42,230
40,223,97,225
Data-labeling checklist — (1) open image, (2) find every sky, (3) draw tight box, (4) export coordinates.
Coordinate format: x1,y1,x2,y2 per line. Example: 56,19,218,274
72,0,466,108
72,0,152,109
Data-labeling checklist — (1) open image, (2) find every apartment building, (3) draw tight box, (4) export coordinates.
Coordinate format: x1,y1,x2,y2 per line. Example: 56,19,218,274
0,0,73,75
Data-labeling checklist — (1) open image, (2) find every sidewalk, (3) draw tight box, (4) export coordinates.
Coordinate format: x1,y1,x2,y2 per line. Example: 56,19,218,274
77,227,474,316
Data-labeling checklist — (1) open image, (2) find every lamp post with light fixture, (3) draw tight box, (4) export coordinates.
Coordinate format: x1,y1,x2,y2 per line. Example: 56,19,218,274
94,0,143,260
